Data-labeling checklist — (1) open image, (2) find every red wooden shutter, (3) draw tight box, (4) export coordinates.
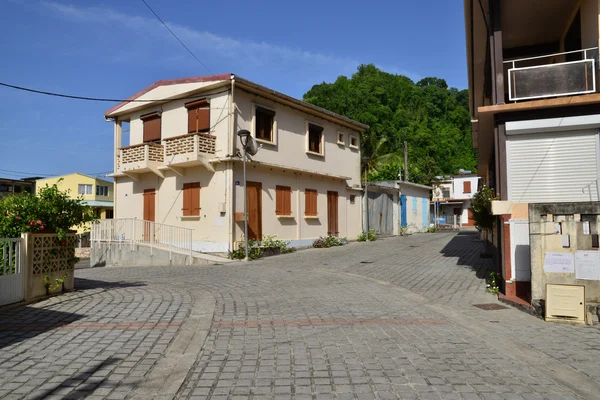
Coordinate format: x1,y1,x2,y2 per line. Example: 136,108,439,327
182,183,192,216
463,181,471,194
284,187,291,215
142,113,161,142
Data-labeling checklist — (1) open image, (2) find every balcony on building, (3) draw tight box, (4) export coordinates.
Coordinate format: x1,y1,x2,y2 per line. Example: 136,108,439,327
117,142,164,179
160,132,216,175
505,47,598,102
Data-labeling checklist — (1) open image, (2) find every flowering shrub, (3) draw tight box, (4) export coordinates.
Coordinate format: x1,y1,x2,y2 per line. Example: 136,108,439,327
0,180,94,240
312,235,347,248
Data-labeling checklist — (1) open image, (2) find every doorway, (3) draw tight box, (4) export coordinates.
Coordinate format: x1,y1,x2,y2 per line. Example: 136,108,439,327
246,181,262,241
327,191,339,236
143,188,156,241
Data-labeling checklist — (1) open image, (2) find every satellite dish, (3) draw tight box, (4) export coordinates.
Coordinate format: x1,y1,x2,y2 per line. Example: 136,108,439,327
244,136,260,156
459,168,465,175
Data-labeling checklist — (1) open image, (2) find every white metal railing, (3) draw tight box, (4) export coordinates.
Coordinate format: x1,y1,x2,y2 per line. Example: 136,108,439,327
0,238,21,276
505,47,598,101
0,238,24,306
91,218,193,257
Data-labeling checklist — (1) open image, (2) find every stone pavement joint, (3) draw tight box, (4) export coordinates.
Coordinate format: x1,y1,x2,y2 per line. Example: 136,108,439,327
212,317,446,328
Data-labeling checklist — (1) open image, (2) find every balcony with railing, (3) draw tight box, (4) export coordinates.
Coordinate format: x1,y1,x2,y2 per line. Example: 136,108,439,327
117,142,164,178
505,48,598,102
162,132,216,173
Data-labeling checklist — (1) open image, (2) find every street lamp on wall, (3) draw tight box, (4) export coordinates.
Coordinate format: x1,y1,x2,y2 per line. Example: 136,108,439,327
237,129,251,262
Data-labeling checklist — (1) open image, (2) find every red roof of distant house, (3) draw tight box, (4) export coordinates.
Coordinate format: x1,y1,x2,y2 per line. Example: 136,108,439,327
104,73,232,117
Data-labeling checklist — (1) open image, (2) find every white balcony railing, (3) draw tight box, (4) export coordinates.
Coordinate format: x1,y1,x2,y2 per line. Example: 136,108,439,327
91,218,193,258
505,47,598,102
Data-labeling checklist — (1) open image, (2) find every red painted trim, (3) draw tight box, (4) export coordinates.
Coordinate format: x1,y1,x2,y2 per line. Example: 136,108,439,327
501,214,512,281
105,73,232,117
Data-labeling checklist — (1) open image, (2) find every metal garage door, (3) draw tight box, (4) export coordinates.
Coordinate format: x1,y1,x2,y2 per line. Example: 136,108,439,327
507,130,600,202
368,192,394,235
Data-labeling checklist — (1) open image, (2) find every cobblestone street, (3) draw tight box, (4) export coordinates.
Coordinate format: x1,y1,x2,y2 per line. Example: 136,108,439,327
2,231,600,399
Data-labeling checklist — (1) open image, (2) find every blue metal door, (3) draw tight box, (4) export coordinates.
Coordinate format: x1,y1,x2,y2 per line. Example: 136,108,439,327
400,195,407,227
422,198,428,229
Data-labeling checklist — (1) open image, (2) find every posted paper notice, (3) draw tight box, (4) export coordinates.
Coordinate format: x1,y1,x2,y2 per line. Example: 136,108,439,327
544,252,574,273
575,251,600,280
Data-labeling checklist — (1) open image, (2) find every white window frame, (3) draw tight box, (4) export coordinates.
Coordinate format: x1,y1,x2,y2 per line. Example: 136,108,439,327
252,103,277,146
337,131,345,146
78,184,92,195
349,135,359,150
306,121,325,157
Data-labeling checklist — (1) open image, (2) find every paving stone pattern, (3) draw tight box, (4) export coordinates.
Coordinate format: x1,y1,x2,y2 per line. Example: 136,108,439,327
0,231,599,399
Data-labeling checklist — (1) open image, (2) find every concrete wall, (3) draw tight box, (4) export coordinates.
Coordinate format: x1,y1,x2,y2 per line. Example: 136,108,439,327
400,185,431,232
232,164,361,244
91,242,213,267
529,202,600,302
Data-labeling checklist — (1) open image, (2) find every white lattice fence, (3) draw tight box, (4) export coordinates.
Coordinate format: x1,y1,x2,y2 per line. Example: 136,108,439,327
31,234,77,275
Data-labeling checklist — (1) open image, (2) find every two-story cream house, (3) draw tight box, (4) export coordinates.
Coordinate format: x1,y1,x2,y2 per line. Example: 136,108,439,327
105,74,367,253
431,173,480,227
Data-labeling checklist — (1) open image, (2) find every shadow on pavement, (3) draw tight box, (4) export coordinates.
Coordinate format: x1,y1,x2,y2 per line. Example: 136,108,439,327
75,277,147,291
29,358,123,400
440,230,494,280
0,306,86,349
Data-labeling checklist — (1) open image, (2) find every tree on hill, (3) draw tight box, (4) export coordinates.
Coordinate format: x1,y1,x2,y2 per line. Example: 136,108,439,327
303,64,476,184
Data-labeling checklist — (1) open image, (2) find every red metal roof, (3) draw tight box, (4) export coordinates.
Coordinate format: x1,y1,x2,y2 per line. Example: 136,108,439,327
104,73,232,117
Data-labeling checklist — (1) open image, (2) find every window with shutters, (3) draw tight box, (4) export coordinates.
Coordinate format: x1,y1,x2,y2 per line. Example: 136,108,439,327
255,106,275,143
307,123,324,155
275,185,292,216
463,181,472,194
182,182,201,216
142,112,161,143
304,189,318,217
185,99,210,133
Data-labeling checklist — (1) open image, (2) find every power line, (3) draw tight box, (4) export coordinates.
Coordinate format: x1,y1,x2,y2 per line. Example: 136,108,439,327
140,0,213,75
0,82,230,104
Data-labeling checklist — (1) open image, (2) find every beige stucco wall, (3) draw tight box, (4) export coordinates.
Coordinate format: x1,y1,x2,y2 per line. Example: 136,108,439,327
400,185,431,232
233,164,361,244
114,165,231,252
234,90,362,187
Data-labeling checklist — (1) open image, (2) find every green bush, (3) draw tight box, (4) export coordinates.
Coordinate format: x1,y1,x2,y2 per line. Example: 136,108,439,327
313,235,348,248
262,234,295,254
228,239,262,260
0,180,94,241
471,186,500,231
357,229,377,242
427,226,437,233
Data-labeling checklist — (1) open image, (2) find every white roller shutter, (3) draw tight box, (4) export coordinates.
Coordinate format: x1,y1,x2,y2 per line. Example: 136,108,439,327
507,130,599,203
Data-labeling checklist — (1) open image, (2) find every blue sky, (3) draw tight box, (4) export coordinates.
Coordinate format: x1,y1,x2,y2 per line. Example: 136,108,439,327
0,0,467,179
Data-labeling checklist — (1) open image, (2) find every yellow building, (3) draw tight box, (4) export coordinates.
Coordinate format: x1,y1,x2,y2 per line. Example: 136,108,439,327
36,173,114,233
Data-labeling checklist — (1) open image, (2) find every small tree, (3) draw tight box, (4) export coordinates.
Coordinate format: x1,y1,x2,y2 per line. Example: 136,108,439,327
0,181,95,240
470,186,499,231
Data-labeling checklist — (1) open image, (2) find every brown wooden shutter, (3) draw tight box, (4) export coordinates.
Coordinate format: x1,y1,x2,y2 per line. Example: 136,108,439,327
463,181,471,194
185,99,210,133
183,182,201,216
276,186,291,216
305,189,317,216
187,109,197,133
142,113,161,142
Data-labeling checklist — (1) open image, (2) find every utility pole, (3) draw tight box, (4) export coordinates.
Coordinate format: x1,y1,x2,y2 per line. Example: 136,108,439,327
404,141,409,182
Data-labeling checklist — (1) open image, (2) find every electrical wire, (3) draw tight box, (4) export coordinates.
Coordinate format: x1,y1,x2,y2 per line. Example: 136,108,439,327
140,0,213,75
0,82,231,105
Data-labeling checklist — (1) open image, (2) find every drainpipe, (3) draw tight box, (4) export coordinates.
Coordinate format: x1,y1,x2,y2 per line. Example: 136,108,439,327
227,75,236,251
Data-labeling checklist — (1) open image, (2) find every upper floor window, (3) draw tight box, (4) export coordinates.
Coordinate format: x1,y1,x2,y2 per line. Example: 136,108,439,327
463,181,472,194
305,189,318,216
142,112,161,143
182,182,201,216
78,184,92,195
349,135,359,149
96,185,109,196
255,106,275,143
337,132,345,146
442,188,451,198
308,123,324,155
185,99,210,134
